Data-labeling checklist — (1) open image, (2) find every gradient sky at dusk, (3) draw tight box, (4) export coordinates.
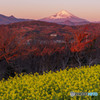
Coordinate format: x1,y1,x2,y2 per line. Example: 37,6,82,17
0,0,100,21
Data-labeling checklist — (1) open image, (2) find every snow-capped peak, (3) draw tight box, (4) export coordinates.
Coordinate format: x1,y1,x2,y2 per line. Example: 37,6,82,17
49,10,73,19
57,10,72,16
40,10,89,24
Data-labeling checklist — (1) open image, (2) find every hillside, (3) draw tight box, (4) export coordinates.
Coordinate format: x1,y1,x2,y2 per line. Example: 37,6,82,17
0,65,100,100
0,20,100,80
0,21,100,41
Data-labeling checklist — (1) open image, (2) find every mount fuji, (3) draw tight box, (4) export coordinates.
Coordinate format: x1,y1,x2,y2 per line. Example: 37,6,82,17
39,10,90,26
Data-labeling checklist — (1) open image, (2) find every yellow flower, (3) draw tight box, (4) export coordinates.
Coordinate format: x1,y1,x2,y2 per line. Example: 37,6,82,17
0,65,99,100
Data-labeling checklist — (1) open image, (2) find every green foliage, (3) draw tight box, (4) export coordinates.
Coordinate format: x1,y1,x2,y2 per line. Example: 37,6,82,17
0,65,100,100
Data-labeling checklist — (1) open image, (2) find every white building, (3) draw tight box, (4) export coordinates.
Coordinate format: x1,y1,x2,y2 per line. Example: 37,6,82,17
50,34,57,37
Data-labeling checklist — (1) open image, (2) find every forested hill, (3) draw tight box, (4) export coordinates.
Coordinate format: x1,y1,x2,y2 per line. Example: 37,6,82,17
0,21,100,40
0,20,100,80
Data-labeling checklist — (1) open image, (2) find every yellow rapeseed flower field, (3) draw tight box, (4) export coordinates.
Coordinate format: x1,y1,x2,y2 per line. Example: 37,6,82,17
0,65,100,100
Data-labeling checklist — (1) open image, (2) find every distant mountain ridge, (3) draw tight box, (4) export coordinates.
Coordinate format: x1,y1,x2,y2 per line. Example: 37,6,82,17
39,10,90,26
0,14,33,25
0,11,99,26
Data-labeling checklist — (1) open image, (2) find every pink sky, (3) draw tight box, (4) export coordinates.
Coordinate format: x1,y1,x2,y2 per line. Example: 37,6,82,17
0,0,100,21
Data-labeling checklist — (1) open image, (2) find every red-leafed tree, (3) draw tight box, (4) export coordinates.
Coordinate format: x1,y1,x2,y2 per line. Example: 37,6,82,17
0,26,36,63
0,26,41,79
70,32,96,52
65,26,97,67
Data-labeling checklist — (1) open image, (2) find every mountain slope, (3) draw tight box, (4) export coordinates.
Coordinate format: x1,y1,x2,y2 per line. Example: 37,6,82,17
0,14,32,25
39,10,90,26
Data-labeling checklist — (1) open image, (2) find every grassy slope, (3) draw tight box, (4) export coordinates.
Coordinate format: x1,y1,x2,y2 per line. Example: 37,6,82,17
0,65,100,100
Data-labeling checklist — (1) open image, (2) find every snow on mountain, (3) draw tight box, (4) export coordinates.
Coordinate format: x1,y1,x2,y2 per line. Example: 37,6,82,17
39,10,90,26
49,10,73,19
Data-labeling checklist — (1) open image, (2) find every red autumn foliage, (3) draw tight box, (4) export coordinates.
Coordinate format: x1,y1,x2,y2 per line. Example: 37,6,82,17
0,26,35,62
0,21,100,63
65,26,98,52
